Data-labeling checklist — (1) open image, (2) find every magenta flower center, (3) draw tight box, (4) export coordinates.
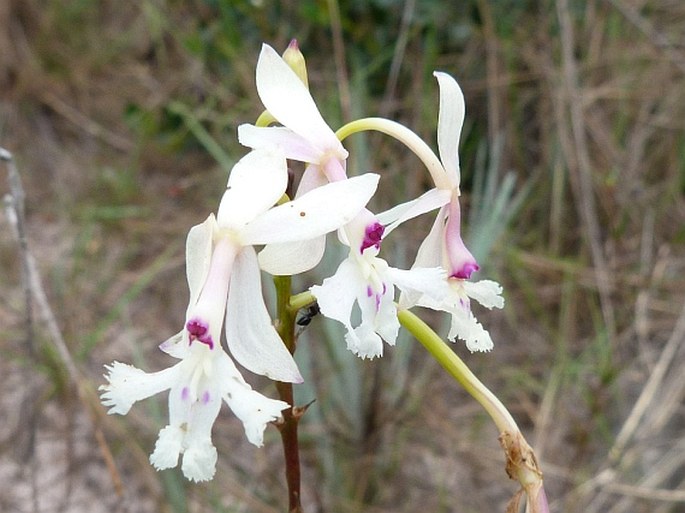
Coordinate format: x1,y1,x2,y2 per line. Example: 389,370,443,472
451,262,480,280
360,222,384,253
186,318,214,350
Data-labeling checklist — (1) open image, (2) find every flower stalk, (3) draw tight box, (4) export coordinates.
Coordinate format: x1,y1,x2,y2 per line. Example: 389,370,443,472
274,274,303,513
397,309,549,513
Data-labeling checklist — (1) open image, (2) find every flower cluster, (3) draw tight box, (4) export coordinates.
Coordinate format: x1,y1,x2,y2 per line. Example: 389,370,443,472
100,40,503,481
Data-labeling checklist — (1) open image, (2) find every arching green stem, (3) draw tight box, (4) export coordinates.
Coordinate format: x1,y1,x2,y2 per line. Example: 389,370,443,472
336,117,451,190
397,309,517,432
397,308,549,513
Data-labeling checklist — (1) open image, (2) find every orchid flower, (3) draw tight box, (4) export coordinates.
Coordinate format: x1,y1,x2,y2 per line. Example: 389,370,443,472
239,42,348,184
100,148,379,480
311,210,449,359
399,72,504,351
238,42,351,275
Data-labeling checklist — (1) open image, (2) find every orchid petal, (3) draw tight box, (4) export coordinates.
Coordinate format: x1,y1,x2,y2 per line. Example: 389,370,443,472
297,164,328,196
256,44,342,155
387,266,450,304
413,206,448,269
377,188,451,234
182,440,218,482
186,215,216,309
158,331,191,362
225,247,303,383
217,351,288,446
238,124,323,163
100,362,180,415
321,153,348,182
150,425,183,470
434,71,465,186
225,383,289,447
375,291,400,345
241,174,379,245
180,389,221,482
258,235,327,275
310,258,359,330
464,279,505,309
189,237,238,350
447,308,494,352
217,149,288,229
346,324,384,359
356,283,398,347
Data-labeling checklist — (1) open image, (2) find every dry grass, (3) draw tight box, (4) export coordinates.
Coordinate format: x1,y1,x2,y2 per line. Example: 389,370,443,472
1,1,685,512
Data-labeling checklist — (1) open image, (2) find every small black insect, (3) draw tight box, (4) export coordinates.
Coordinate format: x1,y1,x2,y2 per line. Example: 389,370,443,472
296,303,320,327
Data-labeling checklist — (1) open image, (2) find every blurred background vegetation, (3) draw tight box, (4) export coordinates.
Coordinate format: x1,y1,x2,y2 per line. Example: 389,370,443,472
1,0,684,512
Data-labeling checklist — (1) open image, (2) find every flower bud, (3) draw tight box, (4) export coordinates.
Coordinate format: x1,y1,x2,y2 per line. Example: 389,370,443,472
282,39,309,88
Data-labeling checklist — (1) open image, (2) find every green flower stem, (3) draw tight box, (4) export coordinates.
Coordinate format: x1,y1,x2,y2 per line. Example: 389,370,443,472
336,117,451,190
288,291,317,315
256,110,277,128
398,308,548,512
274,276,297,352
273,275,303,513
397,309,517,433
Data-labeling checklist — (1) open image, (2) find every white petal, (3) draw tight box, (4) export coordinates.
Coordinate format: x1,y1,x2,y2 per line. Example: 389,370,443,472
150,425,183,470
258,235,327,275
388,266,450,304
188,237,238,348
367,286,400,346
310,258,360,329
217,149,288,229
321,154,348,182
238,124,322,163
434,71,465,186
158,331,188,359
186,215,216,309
219,352,289,447
241,174,379,245
377,188,451,235
181,441,217,482
296,164,329,196
225,247,303,383
256,44,342,156
180,392,221,482
346,324,384,359
463,279,505,309
413,207,448,269
447,308,494,352
99,362,180,415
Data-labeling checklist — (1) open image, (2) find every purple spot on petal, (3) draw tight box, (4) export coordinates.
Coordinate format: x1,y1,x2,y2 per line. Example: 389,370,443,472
366,285,373,297
360,222,385,253
201,391,211,404
181,387,190,401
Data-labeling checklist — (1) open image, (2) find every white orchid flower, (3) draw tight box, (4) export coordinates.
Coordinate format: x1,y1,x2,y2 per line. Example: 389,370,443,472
238,43,352,275
397,72,504,351
100,148,379,480
311,210,449,359
239,43,348,184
